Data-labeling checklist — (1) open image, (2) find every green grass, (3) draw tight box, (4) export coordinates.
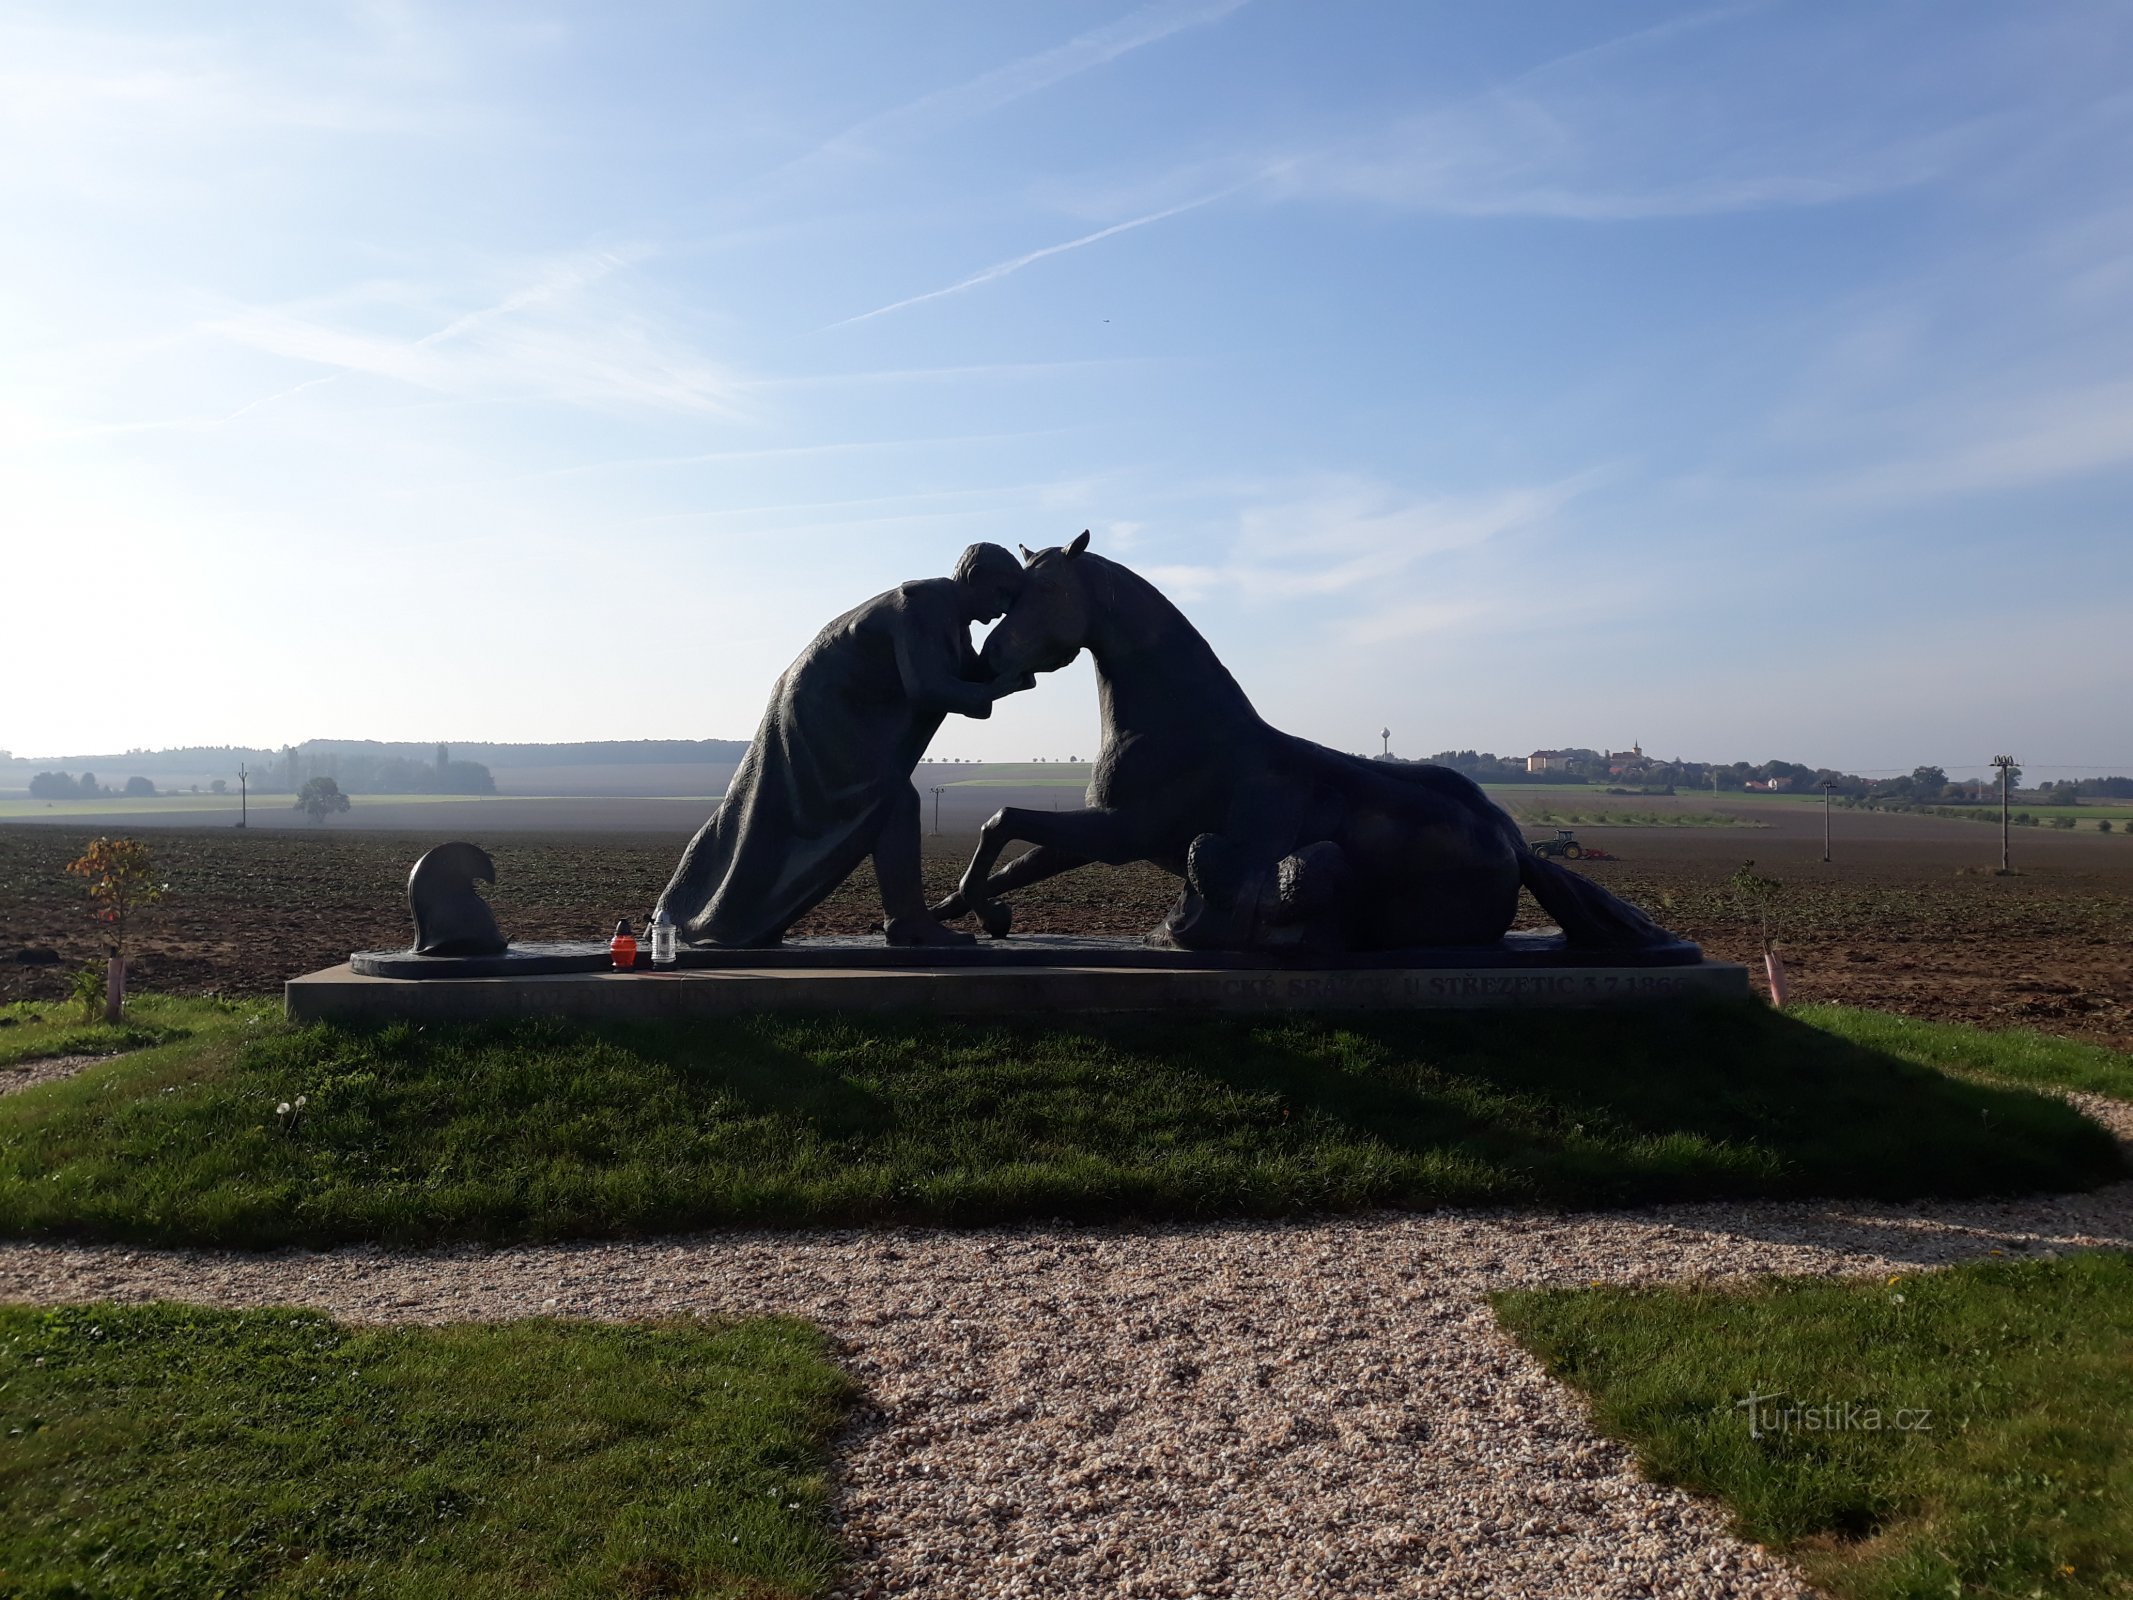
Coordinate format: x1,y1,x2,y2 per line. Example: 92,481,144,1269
945,777,1094,788
0,994,254,1069
0,1301,851,1599
939,762,1095,782
1494,1252,2133,1600
0,1001,2118,1248
1856,800,2133,829
1798,1004,2133,1102
1996,803,2133,823
1480,785,1807,805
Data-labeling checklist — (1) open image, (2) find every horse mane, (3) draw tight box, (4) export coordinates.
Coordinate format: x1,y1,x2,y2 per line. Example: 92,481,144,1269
1075,552,1202,651
1071,549,1260,720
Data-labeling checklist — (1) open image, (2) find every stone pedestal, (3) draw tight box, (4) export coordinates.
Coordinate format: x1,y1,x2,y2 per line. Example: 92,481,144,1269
287,933,1748,1024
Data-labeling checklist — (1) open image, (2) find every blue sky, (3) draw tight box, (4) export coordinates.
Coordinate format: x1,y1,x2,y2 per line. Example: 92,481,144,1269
6,1,2132,778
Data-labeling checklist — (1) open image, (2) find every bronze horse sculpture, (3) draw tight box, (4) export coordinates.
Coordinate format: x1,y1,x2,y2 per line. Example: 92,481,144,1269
934,532,1677,954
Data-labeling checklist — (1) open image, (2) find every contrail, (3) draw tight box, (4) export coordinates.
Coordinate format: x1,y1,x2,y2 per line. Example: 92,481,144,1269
792,0,1250,173
828,177,1262,329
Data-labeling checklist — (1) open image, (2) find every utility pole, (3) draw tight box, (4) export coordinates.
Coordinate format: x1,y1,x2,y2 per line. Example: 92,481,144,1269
237,763,248,830
1991,755,2017,871
1818,780,1837,861
930,786,945,835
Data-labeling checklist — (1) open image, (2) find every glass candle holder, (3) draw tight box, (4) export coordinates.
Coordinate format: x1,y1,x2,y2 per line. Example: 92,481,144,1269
649,916,678,966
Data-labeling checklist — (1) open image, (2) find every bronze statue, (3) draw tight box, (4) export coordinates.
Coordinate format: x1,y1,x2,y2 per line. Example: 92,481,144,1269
654,543,1031,947
409,841,508,956
931,532,1678,954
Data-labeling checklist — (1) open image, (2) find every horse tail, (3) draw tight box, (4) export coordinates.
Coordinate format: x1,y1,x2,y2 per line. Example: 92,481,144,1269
1519,851,1677,951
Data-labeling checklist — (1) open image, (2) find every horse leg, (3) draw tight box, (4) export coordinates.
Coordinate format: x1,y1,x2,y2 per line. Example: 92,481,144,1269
1163,773,1329,950
931,844,1091,922
957,807,1140,937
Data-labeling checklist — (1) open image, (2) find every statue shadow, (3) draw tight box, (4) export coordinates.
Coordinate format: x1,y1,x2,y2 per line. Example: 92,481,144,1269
609,1021,895,1141
1075,1001,2126,1216
382,1004,2122,1246
1618,1172,2133,1274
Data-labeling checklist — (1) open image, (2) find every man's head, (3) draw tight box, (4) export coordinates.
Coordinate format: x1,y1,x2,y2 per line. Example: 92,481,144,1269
952,542,1024,623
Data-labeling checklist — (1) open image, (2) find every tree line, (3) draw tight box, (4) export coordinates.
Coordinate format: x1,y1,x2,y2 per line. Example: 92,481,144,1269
1408,752,2132,803
27,772,158,799
26,754,494,799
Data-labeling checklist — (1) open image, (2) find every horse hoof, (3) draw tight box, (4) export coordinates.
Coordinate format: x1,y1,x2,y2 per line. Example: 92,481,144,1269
975,900,1013,939
884,916,978,948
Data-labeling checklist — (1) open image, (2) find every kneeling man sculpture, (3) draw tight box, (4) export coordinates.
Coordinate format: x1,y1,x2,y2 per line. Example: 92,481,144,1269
654,542,1030,948
656,531,1676,958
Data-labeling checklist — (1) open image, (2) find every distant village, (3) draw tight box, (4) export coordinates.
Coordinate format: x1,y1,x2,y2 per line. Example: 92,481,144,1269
1380,744,2132,805
1408,743,1835,791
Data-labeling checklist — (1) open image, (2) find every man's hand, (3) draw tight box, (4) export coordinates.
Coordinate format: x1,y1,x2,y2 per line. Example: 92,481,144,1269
991,670,1038,697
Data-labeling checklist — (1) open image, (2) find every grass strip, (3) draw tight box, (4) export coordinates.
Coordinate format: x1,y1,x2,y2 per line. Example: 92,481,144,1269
0,1301,851,1599
0,1000,2118,1247
1797,1004,2133,1103
1493,1252,2133,1600
0,994,240,1069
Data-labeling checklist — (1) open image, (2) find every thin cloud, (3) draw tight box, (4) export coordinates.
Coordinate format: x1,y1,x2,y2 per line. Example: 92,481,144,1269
0,13,499,150
757,357,1164,388
802,0,1248,164
1436,173,1908,222
1289,106,1943,223
1801,378,2133,507
1279,4,1966,222
414,250,644,348
1500,1,1767,91
202,249,749,418
609,476,1107,534
1703,206,2133,515
517,427,1077,481
1146,476,1596,605
828,178,1258,328
1347,574,1640,647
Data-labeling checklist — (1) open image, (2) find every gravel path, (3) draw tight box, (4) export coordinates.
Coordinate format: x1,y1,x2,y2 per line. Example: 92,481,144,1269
6,1087,2130,1600
0,1053,112,1097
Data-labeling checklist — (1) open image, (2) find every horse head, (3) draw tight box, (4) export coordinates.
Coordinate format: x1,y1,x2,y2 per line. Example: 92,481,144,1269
981,529,1093,677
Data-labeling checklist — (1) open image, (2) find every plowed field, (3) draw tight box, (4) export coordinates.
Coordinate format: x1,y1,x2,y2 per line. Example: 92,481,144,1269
5,814,2130,1049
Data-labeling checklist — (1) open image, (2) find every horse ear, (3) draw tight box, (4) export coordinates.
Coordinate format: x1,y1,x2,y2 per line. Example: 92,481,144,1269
1018,543,1037,563
1067,529,1091,557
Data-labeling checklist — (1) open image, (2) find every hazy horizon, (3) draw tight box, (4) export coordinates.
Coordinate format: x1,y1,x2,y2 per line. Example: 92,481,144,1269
7,3,2132,777
0,735,2111,787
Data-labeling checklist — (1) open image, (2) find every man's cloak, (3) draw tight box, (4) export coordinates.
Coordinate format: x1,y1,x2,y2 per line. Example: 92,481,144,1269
654,579,990,946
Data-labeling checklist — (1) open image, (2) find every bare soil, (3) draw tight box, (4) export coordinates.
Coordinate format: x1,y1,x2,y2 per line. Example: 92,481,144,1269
4,806,2129,1048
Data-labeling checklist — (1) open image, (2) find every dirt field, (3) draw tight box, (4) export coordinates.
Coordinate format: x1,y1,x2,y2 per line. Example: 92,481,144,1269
0,763,1053,834
4,798,2130,1049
